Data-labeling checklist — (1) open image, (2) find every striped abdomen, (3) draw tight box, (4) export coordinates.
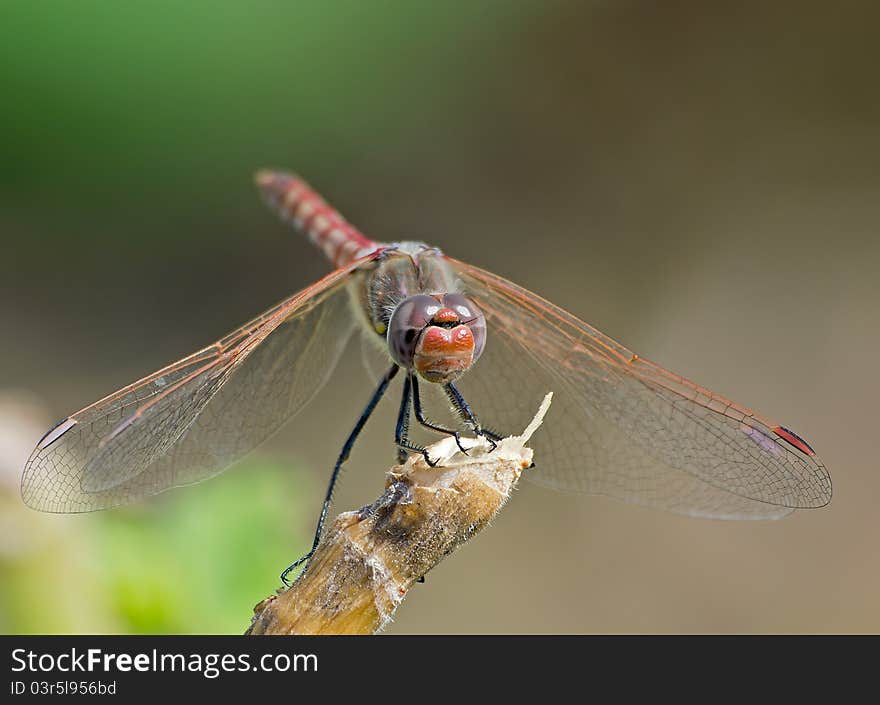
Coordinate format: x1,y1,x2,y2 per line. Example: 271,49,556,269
255,170,379,268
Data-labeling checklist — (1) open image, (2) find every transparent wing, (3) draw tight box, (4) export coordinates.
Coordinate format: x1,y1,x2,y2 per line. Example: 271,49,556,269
22,253,381,512
446,256,832,519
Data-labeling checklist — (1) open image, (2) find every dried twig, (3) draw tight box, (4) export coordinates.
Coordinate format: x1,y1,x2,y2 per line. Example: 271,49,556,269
246,393,552,635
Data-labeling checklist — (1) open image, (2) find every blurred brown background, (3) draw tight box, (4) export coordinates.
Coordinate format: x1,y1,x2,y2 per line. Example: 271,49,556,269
1,1,878,633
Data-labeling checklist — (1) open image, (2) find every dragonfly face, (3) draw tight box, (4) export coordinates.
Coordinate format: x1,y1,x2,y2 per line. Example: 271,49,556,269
387,292,487,383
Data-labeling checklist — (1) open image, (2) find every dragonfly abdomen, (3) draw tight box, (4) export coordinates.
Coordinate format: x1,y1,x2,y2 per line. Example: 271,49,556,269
255,170,379,268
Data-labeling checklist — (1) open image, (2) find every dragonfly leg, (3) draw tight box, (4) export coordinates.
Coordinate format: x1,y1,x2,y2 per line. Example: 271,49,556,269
395,374,438,467
411,374,469,454
443,382,502,451
281,364,400,587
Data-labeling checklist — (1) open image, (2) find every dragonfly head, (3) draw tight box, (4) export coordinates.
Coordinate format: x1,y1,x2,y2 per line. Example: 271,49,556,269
387,293,486,383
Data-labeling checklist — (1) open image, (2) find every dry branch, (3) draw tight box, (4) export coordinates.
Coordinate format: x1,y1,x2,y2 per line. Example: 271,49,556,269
246,393,552,635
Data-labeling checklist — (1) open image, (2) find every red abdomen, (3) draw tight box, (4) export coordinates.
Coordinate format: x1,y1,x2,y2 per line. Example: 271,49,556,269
255,170,378,268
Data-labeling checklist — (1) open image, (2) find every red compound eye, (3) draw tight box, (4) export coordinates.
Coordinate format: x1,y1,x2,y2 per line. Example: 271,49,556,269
387,293,486,382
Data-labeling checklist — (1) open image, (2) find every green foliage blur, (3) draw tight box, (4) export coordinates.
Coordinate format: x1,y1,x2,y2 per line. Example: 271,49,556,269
1,457,316,634
1,1,530,253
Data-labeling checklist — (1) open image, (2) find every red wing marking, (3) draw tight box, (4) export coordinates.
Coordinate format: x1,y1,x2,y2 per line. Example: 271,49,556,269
772,426,816,456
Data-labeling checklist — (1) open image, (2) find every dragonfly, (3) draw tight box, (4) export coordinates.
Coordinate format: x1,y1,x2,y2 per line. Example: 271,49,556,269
22,170,832,584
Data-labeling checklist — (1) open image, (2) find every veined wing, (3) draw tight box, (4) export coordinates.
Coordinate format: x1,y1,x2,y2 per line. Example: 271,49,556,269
21,251,383,512
446,256,831,519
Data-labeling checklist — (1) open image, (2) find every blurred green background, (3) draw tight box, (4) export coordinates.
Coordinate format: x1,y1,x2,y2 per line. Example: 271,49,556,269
2,1,878,634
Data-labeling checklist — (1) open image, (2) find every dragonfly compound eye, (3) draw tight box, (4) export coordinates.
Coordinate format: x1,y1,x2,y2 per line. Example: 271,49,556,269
388,294,440,368
439,292,486,363
387,293,486,382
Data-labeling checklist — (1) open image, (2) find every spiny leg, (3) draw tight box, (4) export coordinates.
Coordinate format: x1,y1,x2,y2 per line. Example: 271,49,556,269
395,373,412,465
410,374,468,454
281,364,400,586
395,373,438,467
443,381,502,449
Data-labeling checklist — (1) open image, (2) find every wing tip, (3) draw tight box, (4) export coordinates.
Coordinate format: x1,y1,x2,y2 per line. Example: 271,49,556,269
19,474,52,513
769,425,832,508
807,468,833,509
35,417,77,451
